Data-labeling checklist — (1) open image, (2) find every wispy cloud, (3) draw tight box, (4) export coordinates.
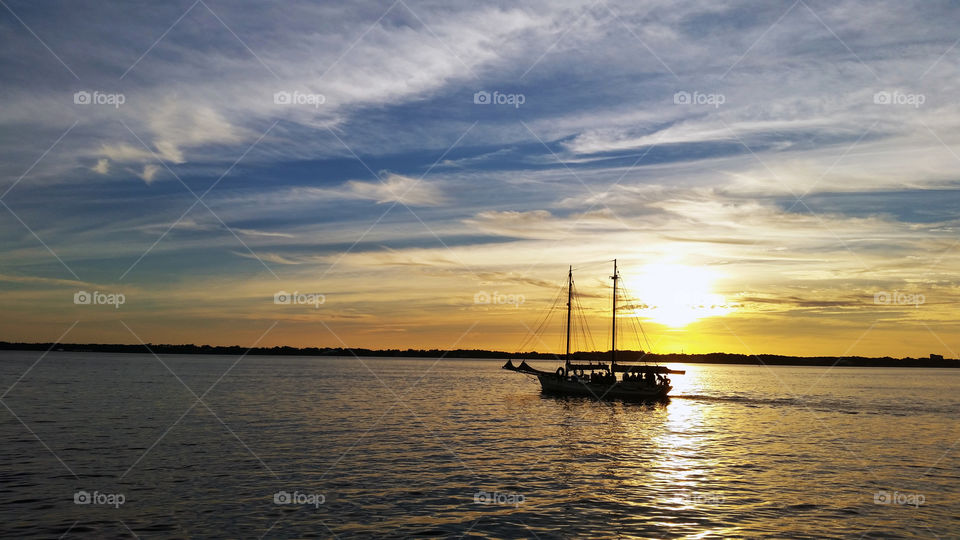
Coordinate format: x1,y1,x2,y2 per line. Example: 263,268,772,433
344,173,446,206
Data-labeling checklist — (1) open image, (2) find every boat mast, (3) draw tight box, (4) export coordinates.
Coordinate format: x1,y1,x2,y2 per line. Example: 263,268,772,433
565,265,572,371
611,259,617,372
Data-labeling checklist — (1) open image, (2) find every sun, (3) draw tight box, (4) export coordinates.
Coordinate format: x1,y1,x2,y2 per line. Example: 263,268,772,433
623,263,734,327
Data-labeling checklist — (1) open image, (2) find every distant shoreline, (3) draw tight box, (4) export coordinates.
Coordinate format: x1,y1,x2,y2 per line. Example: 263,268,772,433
1,341,957,368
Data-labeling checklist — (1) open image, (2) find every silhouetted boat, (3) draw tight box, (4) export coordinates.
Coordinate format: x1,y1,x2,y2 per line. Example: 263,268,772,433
503,260,684,401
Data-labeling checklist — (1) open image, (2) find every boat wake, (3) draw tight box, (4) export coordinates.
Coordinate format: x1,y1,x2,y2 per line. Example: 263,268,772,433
670,393,952,416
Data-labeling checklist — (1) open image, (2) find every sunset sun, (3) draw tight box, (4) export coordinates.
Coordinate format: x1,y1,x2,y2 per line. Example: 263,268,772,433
625,264,734,328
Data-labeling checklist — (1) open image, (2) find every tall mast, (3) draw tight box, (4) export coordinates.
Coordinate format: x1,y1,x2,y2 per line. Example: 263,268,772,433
565,265,572,370
611,259,618,371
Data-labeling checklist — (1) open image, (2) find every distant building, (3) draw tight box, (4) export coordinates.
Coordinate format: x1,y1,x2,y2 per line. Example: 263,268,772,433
930,353,944,361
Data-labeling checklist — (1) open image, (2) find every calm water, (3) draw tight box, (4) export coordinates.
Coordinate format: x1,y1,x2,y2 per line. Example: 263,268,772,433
0,352,957,539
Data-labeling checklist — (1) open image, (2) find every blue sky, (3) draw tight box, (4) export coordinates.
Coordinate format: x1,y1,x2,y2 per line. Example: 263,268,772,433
2,0,959,355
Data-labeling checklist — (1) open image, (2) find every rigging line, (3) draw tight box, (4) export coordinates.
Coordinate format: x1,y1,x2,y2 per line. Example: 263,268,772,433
573,283,596,353
612,281,633,349
583,310,595,353
618,283,638,350
569,258,619,272
561,279,573,361
570,281,583,355
571,278,586,352
618,284,631,351
638,319,653,356
542,284,566,355
618,281,653,355
576,300,589,356
570,281,580,354
516,281,564,353
563,277,574,358
575,305,588,355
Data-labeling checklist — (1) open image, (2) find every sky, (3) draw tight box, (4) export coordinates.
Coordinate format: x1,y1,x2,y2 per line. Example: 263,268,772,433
1,0,959,357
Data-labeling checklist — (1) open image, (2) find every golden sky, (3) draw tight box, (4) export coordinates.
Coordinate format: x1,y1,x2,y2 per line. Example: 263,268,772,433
1,1,959,358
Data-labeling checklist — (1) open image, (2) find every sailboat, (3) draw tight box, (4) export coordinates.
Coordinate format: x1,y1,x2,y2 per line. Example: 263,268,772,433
502,260,684,401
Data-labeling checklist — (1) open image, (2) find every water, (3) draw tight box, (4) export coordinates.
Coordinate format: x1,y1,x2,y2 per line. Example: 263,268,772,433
0,352,957,539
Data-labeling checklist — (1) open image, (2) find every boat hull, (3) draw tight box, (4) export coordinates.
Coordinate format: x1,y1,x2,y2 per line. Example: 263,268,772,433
537,374,670,401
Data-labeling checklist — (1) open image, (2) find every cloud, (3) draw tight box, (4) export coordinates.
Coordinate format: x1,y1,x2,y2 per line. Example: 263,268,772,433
145,101,247,164
91,158,109,174
465,210,558,238
230,251,308,265
100,144,156,163
95,102,247,176
344,173,446,206
136,218,293,240
232,228,296,239
135,164,161,184
0,3,551,184
739,295,862,309
0,273,87,287
475,271,558,289
465,208,626,239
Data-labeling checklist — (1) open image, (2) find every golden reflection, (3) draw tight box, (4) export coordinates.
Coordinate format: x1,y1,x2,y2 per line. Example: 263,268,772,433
659,397,707,504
